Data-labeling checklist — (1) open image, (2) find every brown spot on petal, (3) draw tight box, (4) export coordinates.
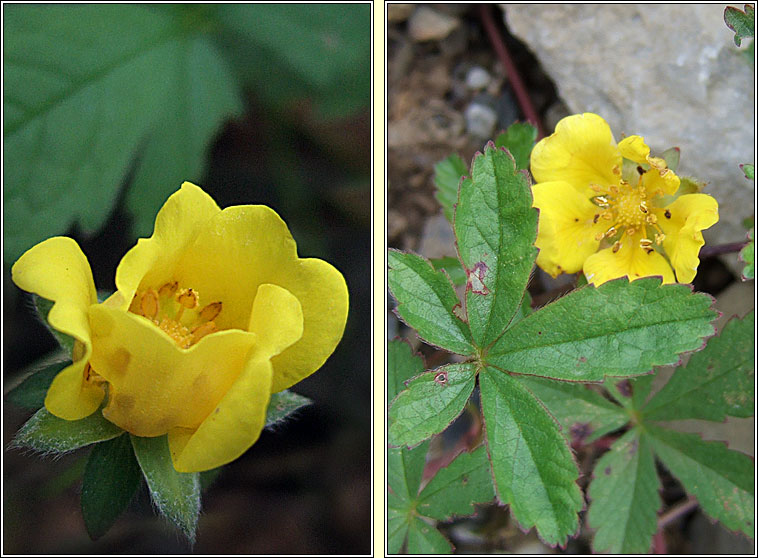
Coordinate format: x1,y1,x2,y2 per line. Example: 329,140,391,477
115,393,135,412
664,209,672,219
107,348,131,377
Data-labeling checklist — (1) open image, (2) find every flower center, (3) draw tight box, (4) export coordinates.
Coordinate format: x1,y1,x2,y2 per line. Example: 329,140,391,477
129,282,222,348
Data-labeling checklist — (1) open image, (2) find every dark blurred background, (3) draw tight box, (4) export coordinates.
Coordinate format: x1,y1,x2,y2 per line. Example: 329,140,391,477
4,4,371,554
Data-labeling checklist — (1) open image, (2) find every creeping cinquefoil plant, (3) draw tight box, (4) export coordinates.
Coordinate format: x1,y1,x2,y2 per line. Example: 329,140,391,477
9,182,349,541
387,119,753,552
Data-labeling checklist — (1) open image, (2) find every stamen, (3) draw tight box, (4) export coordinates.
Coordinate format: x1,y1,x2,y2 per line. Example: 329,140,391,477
639,238,653,248
177,289,199,309
191,322,217,345
664,209,671,219
655,233,666,245
646,214,658,224
590,183,604,193
594,196,609,207
637,165,644,175
639,202,648,214
199,302,222,322
626,227,636,236
612,241,621,253
159,281,178,297
609,184,619,195
140,290,159,320
612,165,621,176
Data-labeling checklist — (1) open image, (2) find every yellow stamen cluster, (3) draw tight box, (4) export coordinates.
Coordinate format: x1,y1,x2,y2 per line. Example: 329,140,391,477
130,281,223,348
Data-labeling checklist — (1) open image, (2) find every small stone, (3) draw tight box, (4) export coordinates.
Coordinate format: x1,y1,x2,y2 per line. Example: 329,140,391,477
465,99,498,139
465,66,492,91
408,6,460,42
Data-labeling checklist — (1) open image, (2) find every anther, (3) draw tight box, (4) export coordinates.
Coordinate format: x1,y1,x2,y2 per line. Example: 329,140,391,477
639,238,653,248
636,165,644,175
612,165,621,176
646,214,658,224
594,196,609,207
590,183,604,193
609,185,619,194
664,209,671,219
655,233,666,245
191,322,217,345
593,214,600,224
639,202,648,214
177,289,199,309
612,241,621,253
199,302,222,322
159,281,178,297
626,227,636,236
140,289,159,320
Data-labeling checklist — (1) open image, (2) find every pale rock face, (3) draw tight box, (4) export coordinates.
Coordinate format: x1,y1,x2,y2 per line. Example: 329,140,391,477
503,4,755,261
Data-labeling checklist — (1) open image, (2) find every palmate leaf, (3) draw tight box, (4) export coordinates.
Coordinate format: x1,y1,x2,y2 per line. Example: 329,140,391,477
388,339,425,400
5,359,70,411
725,4,755,46
587,429,661,554
643,312,754,421
388,364,477,448
454,142,538,349
430,256,467,287
479,368,583,546
407,516,453,553
12,408,123,454
433,154,467,223
647,425,754,536
494,121,537,171
487,277,717,381
388,250,474,355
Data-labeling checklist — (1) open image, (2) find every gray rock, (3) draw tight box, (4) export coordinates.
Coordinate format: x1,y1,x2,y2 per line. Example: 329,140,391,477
465,66,492,91
465,97,499,139
502,4,755,260
408,6,460,42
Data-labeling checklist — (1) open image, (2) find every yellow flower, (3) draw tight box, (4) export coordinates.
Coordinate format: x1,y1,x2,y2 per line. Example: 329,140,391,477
531,113,718,285
11,182,349,472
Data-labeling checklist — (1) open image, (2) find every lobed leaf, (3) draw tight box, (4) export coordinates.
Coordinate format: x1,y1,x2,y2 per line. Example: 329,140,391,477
388,364,477,448
740,228,754,280
587,429,660,553
479,368,583,546
643,312,754,421
131,435,200,543
387,506,410,554
430,256,467,287
486,277,717,381
433,154,467,223
647,425,754,536
741,163,755,180
264,390,312,428
388,250,474,355
12,408,123,454
81,433,142,540
34,296,75,353
454,142,538,349
406,516,453,554
6,359,70,410
387,441,430,504
388,339,425,401
494,121,537,171
725,4,755,46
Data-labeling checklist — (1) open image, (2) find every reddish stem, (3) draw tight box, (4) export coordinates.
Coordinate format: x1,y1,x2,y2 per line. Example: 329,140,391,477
479,4,546,139
699,241,749,258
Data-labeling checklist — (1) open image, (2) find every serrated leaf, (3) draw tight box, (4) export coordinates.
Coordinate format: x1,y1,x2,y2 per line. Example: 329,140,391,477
741,163,755,180
454,142,538,349
494,121,537,170
407,516,453,554
388,250,474,355
34,296,75,353
430,256,467,287
388,364,477,448
661,147,680,173
264,390,311,428
643,312,754,421
388,339,426,401
81,433,142,540
130,435,200,543
12,407,123,454
417,445,495,521
647,425,754,536
725,5,755,47
388,506,411,554
433,154,467,223
126,34,242,237
519,377,629,444
5,359,70,410
587,429,660,553
479,368,582,546
740,228,754,280
487,277,717,381
388,441,430,504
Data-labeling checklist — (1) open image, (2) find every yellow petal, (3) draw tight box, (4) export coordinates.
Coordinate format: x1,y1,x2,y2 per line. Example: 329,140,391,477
584,232,675,286
617,135,650,165
113,182,221,310
175,205,349,393
532,181,607,277
11,237,103,419
168,354,273,472
531,113,621,195
88,305,257,436
249,284,304,358
657,194,719,283
642,163,680,197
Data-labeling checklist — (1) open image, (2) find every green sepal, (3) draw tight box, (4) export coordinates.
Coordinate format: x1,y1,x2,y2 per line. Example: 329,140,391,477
587,428,660,553
81,433,142,540
725,4,755,46
646,425,754,536
479,368,582,546
433,153,467,223
454,142,538,349
388,363,477,448
5,358,70,410
12,407,123,454
130,435,200,543
34,295,75,353
388,249,475,355
740,228,754,280
486,277,717,381
643,312,754,421
407,516,453,554
494,121,537,171
676,176,706,195
661,147,680,173
264,390,311,428
741,163,754,180
430,256,467,287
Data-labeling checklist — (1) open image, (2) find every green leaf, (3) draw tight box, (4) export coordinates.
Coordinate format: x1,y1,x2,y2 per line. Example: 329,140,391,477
407,516,453,554
647,425,754,536
388,364,477,448
433,154,467,223
454,142,538,349
494,121,538,170
519,377,629,444
660,147,680,173
487,277,717,381
587,429,660,553
388,339,425,401
417,445,495,521
12,408,123,454
5,359,70,410
34,296,75,353
387,506,410,554
725,5,755,47
81,433,142,540
643,312,754,421
740,228,754,280
125,34,242,237
479,368,583,546
741,163,754,180
130,435,200,543
388,250,474,355
430,256,467,287
264,390,311,428
388,441,430,504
